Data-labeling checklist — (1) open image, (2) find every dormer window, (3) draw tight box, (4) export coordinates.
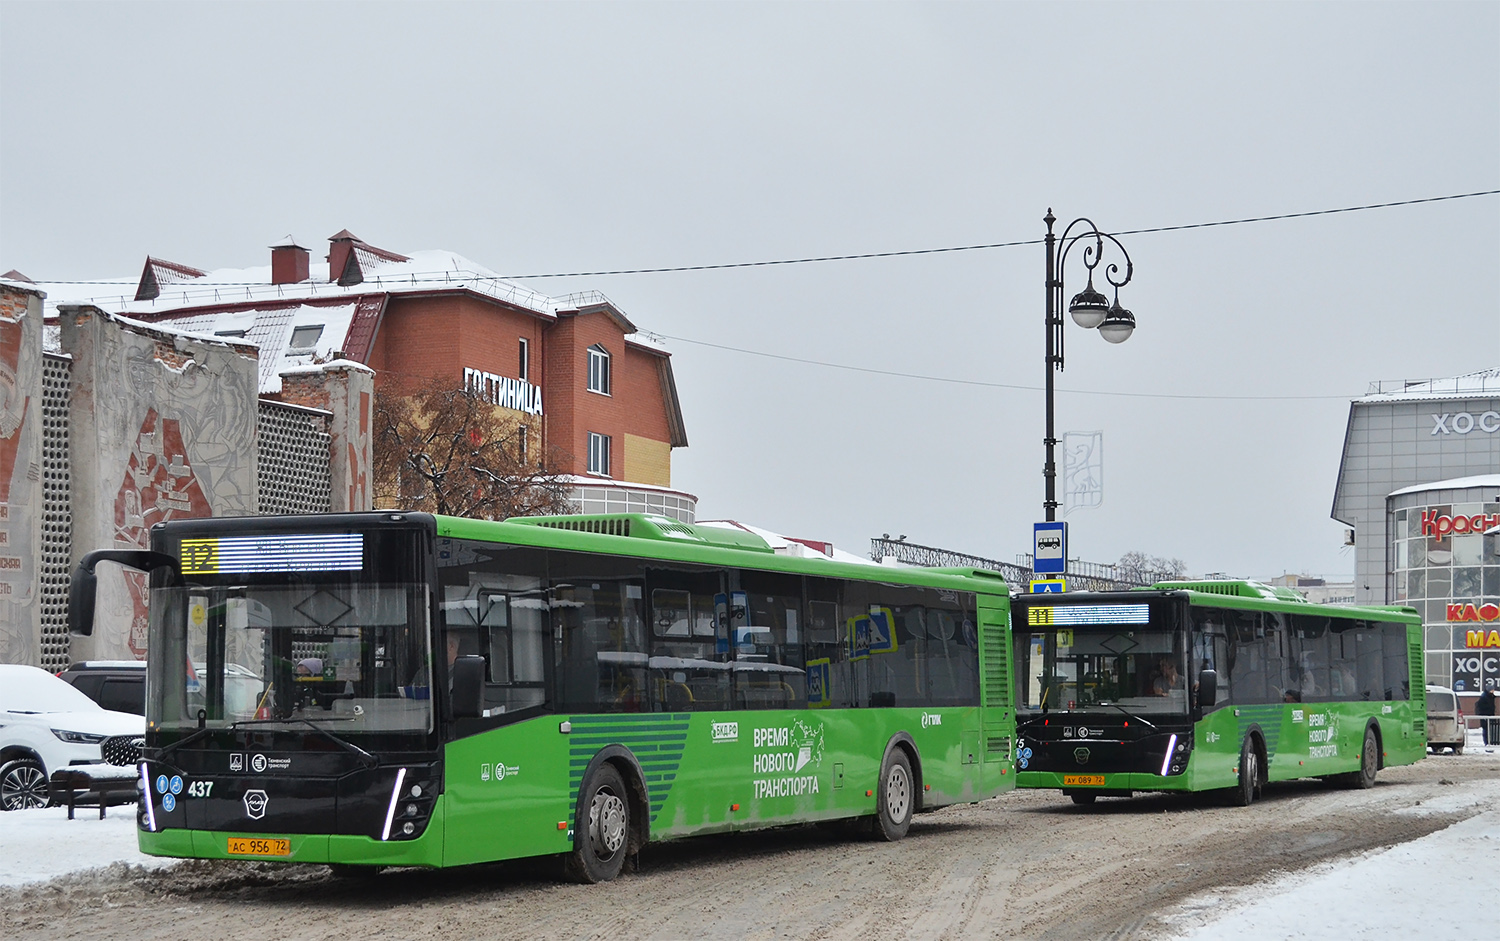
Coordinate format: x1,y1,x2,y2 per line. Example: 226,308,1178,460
587,344,611,395
214,329,247,339
289,325,324,351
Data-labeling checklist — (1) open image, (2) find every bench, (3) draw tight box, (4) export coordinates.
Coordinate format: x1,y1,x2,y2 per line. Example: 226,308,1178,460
49,769,140,820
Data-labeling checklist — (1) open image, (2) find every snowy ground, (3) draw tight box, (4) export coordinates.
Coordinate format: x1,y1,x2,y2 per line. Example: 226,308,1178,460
1166,727,1500,940
0,802,173,887
2,729,1497,936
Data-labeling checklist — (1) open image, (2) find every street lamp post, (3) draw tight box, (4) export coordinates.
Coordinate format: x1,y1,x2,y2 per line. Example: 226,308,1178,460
1043,209,1136,523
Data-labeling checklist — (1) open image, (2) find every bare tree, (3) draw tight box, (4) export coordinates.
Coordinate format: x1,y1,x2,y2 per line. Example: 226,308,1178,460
372,381,573,520
1116,551,1187,588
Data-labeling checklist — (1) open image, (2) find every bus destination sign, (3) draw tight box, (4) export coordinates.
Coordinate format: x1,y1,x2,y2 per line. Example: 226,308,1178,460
1026,604,1150,626
180,533,365,575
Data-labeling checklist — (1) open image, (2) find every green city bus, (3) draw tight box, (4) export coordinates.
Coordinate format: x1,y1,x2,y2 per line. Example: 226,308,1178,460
68,512,1016,881
1010,581,1424,806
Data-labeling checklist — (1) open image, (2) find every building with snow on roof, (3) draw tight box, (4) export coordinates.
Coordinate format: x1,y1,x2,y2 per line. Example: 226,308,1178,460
34,230,696,523
1332,369,1500,698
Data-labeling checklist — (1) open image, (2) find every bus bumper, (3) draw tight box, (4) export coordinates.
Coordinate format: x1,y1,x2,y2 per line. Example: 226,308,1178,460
137,798,447,867
1015,770,1192,793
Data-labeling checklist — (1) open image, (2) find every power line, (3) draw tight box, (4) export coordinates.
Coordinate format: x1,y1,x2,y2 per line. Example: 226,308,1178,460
499,189,1499,279
654,333,1355,401
26,188,1499,287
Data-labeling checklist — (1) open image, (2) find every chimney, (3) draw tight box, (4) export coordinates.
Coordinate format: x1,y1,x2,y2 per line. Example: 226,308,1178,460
328,229,359,284
270,237,310,285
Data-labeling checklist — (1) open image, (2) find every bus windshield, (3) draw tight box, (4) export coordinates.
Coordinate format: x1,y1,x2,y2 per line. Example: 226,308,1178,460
1015,625,1188,715
147,582,433,734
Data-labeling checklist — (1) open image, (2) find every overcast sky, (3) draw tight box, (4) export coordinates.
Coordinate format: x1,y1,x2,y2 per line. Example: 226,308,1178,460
3,2,1497,581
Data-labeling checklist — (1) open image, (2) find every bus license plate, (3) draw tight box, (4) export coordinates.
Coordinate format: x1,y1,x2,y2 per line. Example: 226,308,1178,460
1063,775,1105,786
227,837,291,857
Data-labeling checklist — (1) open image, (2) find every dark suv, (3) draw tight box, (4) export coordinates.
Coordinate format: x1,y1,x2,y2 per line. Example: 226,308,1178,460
56,661,146,716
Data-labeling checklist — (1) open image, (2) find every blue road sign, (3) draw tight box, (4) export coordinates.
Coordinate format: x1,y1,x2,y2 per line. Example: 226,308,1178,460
1033,521,1068,575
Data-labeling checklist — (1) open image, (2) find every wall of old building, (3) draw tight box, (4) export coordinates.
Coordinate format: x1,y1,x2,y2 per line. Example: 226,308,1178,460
0,284,45,666
60,305,260,662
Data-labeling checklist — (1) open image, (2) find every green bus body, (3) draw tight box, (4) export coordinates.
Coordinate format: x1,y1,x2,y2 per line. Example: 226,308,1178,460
1010,581,1424,804
132,513,1016,875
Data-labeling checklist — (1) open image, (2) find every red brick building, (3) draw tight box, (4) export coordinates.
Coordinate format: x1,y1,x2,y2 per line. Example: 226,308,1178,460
38,231,695,520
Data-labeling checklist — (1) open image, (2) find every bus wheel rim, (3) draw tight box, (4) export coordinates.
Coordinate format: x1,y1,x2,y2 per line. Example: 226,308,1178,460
590,788,627,857
886,765,910,820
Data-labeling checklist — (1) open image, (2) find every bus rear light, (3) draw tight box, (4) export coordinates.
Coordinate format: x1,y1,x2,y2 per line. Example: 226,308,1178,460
866,790,874,797
557,821,567,830
730,803,740,811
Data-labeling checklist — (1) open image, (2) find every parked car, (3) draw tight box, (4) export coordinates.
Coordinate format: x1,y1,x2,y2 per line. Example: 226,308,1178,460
56,661,146,715
1426,684,1465,754
0,664,144,810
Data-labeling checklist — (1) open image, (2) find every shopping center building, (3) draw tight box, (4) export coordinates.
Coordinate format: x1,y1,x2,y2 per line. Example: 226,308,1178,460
1332,369,1500,701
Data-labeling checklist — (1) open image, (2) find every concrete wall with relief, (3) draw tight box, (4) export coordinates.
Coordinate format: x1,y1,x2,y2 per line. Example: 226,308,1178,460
0,284,45,665
60,305,260,662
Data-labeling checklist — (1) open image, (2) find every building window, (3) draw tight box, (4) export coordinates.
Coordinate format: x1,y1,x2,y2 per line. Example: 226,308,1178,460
518,425,528,465
587,344,611,395
289,324,324,350
588,432,611,476
518,338,529,381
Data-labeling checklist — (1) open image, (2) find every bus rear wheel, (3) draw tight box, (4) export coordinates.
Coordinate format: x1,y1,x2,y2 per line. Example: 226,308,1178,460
1333,726,1380,789
872,749,913,841
1229,738,1260,807
567,764,631,883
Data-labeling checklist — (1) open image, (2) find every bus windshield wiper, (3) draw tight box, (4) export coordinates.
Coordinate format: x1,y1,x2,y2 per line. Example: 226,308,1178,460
152,725,215,762
231,717,379,769
1090,701,1157,729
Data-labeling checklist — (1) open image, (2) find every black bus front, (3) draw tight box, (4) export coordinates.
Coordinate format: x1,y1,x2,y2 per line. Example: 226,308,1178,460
135,513,445,866
1011,593,1212,800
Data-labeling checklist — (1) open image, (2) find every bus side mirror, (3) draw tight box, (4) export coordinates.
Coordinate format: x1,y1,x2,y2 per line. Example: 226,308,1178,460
67,550,181,636
67,568,98,636
1198,669,1218,706
451,655,486,719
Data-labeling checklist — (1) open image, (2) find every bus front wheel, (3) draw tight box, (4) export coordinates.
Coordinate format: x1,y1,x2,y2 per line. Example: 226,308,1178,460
567,764,631,883
872,749,914,841
1229,738,1261,807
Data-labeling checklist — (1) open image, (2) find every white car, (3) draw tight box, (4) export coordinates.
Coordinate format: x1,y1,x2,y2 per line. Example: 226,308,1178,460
1425,684,1466,755
0,664,144,810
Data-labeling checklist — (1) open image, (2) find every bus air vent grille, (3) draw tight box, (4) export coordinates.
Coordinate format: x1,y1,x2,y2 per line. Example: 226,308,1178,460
981,623,1010,706
984,736,1011,763
534,518,632,537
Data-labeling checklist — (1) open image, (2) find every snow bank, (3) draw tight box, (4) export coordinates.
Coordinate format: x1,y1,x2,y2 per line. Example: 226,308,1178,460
1168,728,1500,941
0,805,173,887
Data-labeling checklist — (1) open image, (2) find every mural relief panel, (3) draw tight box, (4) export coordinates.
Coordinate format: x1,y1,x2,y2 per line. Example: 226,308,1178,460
0,290,42,666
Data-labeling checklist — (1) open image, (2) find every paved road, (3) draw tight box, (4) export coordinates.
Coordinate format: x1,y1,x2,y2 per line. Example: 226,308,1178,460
5,751,1496,940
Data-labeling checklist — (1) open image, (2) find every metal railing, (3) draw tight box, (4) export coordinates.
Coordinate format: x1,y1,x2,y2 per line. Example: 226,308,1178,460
867,538,1145,592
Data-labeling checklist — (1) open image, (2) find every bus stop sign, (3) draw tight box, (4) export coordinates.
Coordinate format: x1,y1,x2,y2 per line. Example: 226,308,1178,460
1033,521,1067,575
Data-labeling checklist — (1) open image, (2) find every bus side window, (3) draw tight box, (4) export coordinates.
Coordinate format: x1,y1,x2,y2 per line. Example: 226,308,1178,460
1350,620,1384,702
648,575,729,712
733,570,805,710
1292,614,1332,702
1381,620,1412,700
805,580,850,708
1224,609,1261,704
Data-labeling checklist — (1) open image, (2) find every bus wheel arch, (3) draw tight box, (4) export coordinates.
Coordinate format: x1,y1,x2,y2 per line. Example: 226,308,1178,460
1229,727,1266,807
1333,721,1382,789
567,746,650,883
873,735,920,841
